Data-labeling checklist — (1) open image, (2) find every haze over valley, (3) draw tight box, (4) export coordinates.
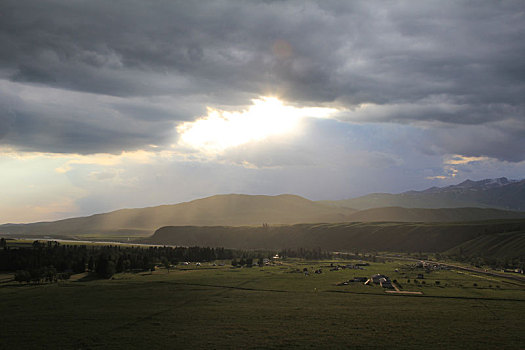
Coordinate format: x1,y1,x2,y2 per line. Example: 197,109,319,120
2,177,525,265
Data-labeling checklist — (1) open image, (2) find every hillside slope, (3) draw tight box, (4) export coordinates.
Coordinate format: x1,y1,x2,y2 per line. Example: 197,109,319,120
0,194,356,237
346,207,525,222
445,230,525,258
145,220,525,255
3,194,525,238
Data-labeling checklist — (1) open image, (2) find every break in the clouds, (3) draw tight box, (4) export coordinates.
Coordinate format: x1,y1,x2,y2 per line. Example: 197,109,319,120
1,1,525,222
1,0,524,159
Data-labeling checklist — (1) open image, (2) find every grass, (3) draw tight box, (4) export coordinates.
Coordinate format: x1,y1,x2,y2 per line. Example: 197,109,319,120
1,259,524,349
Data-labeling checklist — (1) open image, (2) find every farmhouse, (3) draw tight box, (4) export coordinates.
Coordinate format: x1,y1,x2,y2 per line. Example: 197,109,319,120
379,278,393,289
371,274,387,284
365,274,394,288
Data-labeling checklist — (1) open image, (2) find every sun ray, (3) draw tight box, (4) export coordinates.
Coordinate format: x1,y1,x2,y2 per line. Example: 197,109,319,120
176,97,337,153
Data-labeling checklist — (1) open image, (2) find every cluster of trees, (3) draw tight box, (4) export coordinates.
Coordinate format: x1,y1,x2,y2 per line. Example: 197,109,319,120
2,241,88,277
279,247,332,260
0,241,244,282
231,257,255,267
14,266,71,284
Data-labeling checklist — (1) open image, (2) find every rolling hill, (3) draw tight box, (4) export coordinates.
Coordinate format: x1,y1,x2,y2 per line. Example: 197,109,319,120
0,194,357,237
144,219,525,256
445,230,525,259
345,207,525,222
2,191,525,238
320,177,525,211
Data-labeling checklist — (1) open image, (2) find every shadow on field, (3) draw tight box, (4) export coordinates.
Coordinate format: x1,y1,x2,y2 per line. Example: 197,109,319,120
159,280,290,293
0,283,28,290
75,272,102,283
327,289,525,302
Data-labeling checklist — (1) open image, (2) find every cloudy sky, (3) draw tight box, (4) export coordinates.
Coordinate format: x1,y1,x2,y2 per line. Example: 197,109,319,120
1,1,525,223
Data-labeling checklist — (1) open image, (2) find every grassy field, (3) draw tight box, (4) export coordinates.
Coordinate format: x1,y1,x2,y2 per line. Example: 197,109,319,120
1,259,524,349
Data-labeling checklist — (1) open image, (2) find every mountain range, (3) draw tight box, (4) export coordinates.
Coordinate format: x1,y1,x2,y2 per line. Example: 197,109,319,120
0,194,355,237
321,177,525,211
1,177,524,238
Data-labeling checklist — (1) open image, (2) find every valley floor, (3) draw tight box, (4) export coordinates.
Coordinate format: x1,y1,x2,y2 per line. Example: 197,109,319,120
1,259,524,349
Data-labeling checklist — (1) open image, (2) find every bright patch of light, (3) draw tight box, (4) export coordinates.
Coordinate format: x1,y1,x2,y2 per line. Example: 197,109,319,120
445,154,490,165
177,97,337,153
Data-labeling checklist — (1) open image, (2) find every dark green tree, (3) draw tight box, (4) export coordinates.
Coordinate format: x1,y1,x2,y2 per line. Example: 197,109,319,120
88,256,94,271
162,258,171,272
30,268,44,284
14,270,31,284
44,266,57,283
95,254,115,278
105,261,116,278
116,256,124,273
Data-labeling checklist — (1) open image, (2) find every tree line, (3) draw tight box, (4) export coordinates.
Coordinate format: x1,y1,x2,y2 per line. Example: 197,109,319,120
0,240,259,282
279,247,332,260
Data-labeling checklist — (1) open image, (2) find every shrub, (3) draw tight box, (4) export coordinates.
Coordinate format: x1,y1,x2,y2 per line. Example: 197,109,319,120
14,270,31,284
58,273,71,281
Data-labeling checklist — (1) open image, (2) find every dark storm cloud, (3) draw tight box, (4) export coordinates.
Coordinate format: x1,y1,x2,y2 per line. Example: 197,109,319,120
0,0,524,159
0,82,178,154
429,121,525,163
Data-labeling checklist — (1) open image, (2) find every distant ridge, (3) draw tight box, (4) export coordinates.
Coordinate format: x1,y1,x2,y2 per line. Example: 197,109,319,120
0,194,356,237
320,177,525,211
2,177,525,238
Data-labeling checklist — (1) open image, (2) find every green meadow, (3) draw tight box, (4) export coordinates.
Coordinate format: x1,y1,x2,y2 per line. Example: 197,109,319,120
1,259,524,349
